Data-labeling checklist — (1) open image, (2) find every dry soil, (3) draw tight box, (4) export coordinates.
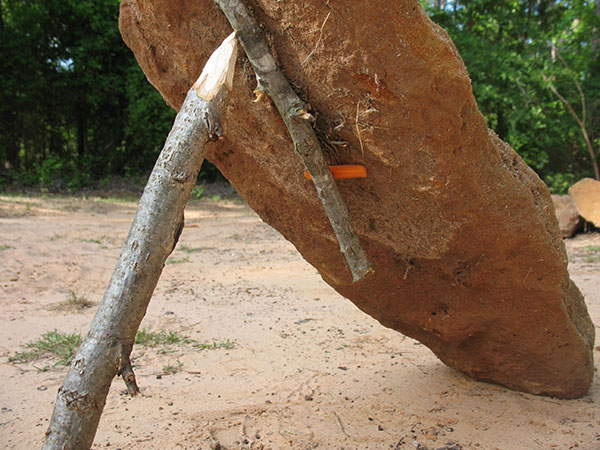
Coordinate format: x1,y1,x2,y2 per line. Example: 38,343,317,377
0,194,599,450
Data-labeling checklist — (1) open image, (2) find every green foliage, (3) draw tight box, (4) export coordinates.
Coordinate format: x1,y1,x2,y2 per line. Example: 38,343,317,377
423,0,599,191
2,0,597,192
0,0,176,188
543,172,576,195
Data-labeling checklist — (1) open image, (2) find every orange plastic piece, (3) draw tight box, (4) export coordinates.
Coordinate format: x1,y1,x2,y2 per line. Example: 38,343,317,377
304,165,367,181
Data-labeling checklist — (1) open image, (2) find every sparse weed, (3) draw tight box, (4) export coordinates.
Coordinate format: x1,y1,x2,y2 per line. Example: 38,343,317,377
178,245,204,254
194,339,233,350
166,256,190,264
8,330,81,368
584,245,600,263
0,244,13,251
162,360,183,375
135,329,193,346
51,290,93,311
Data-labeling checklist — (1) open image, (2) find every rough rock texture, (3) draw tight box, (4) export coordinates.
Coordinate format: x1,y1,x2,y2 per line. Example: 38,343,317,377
551,194,581,238
119,0,595,398
569,178,600,227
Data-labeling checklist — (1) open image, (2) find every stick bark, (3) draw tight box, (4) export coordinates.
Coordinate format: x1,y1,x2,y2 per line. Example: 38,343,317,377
42,87,226,450
214,0,373,282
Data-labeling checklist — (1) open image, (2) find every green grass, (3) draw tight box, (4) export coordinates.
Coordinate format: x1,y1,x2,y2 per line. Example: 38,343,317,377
178,245,204,254
135,329,193,347
162,360,183,375
585,245,600,263
135,329,234,352
0,244,13,251
92,195,139,204
194,339,233,350
80,238,103,244
166,256,190,264
8,330,81,368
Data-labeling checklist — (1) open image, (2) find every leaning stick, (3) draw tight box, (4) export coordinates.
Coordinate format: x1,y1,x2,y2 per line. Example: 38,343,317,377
214,0,373,282
42,35,236,450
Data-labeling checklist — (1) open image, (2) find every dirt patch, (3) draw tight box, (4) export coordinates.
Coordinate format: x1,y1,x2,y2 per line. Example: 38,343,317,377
1,194,599,449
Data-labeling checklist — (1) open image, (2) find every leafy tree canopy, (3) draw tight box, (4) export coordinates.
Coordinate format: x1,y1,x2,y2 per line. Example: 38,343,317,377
0,0,598,193
423,0,600,192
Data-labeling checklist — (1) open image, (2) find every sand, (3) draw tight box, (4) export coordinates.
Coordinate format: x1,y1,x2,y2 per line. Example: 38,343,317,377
0,194,599,450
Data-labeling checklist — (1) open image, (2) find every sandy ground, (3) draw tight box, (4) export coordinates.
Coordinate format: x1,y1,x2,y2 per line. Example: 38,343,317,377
0,194,599,450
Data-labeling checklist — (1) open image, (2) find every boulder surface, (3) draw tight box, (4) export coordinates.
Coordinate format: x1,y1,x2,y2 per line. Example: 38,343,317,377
569,178,600,228
551,194,581,238
119,0,595,398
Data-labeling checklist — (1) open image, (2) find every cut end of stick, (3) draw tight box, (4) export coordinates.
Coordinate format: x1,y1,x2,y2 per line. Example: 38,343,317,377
193,31,238,101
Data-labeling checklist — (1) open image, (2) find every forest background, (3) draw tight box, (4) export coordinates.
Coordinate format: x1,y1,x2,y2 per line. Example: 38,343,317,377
0,0,598,194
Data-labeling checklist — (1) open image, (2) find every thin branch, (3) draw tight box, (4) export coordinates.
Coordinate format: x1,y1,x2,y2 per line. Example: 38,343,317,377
556,51,586,125
543,74,599,180
215,0,373,282
118,357,140,396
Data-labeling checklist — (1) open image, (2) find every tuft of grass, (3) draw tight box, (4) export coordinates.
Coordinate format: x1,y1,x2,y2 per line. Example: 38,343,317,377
194,339,233,350
135,329,193,347
162,360,183,375
8,330,81,367
166,256,190,264
48,233,65,241
79,238,103,244
0,244,14,251
584,245,600,263
51,290,93,311
178,244,204,254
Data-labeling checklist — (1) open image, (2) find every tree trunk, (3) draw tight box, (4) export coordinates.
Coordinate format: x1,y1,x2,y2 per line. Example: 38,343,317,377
42,85,226,450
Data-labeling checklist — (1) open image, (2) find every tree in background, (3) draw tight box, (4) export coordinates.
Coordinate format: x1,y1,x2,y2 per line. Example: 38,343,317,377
0,0,175,189
423,0,599,192
1,0,598,193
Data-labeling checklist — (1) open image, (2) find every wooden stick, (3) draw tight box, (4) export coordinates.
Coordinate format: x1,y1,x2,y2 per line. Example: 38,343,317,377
214,0,373,282
42,38,234,449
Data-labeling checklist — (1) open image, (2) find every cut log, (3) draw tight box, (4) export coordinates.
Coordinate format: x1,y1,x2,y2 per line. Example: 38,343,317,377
119,0,595,398
569,178,600,227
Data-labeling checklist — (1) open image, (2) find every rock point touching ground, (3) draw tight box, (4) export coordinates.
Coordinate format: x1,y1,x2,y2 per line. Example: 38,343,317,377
119,0,594,397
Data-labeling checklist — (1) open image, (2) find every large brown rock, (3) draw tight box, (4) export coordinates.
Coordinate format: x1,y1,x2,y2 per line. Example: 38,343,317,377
119,0,595,398
569,178,600,227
